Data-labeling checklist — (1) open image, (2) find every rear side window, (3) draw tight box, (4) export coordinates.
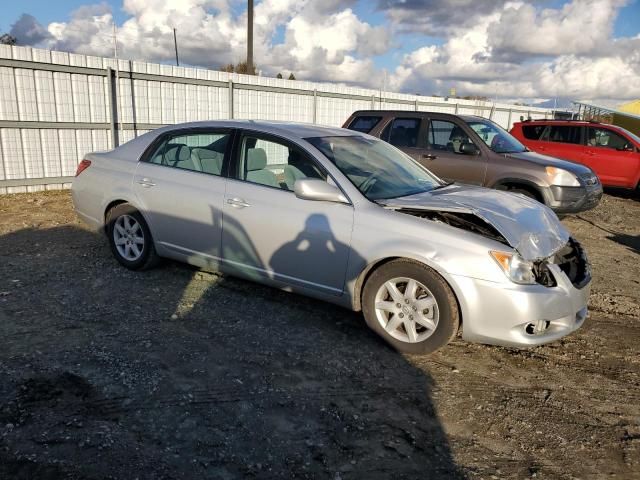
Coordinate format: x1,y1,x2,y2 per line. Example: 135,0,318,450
386,118,421,148
148,131,230,176
545,126,582,144
522,124,546,140
347,116,382,133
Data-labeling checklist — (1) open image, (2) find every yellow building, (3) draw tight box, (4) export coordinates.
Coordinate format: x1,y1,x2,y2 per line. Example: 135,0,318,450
619,100,640,115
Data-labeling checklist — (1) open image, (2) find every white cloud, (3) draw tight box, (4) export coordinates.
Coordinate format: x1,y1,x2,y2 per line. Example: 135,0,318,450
389,0,640,102
7,0,640,103
25,0,387,87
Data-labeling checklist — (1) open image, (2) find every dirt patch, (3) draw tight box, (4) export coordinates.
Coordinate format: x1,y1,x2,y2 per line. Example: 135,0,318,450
0,190,639,479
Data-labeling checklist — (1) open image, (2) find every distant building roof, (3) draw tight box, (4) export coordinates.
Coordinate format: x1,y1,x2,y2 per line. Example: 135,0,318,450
618,100,640,115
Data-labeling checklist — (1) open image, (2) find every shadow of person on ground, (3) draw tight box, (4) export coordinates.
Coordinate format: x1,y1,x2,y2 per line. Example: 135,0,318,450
0,208,465,479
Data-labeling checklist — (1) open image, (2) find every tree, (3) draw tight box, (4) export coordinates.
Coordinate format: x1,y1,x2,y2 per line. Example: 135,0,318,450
0,33,17,45
219,61,257,75
276,72,283,79
288,73,296,80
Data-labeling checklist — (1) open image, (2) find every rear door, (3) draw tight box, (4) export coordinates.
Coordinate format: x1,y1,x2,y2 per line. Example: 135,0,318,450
421,118,487,185
379,116,426,162
133,129,232,267
583,126,639,187
537,125,585,163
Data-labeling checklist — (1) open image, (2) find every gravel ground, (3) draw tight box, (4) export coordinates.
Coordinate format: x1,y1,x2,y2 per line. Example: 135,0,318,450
0,190,638,479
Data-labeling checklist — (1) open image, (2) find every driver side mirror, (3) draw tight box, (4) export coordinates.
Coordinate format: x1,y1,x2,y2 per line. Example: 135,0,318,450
459,143,479,155
294,179,349,204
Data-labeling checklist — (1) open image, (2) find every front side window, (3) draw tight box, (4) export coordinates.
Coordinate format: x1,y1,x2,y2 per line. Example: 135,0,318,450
466,119,527,154
238,135,325,191
306,135,441,201
428,120,474,153
148,131,230,176
387,118,421,148
546,126,582,145
588,127,630,150
347,116,382,134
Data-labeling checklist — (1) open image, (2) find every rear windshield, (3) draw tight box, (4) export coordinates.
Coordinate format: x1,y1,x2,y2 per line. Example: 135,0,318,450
347,116,382,134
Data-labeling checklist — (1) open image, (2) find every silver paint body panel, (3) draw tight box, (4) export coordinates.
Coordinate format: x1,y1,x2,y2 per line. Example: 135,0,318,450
72,120,590,348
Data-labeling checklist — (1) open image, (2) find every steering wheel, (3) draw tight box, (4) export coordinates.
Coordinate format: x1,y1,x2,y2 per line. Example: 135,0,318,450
359,171,381,194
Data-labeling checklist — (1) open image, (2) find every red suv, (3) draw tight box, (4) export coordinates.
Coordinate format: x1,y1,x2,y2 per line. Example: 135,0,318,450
511,120,640,189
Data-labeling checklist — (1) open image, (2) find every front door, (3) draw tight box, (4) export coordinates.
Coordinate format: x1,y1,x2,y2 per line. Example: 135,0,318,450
422,119,487,185
133,129,232,267
584,126,639,187
221,132,354,296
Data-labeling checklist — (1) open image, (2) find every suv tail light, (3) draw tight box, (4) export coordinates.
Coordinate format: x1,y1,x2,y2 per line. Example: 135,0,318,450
75,159,91,176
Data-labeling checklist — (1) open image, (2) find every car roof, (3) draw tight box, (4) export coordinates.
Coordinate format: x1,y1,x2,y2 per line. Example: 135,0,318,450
152,120,355,139
350,110,486,122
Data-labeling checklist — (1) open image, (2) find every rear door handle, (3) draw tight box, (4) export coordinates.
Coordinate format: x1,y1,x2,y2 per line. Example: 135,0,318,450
136,178,156,188
422,154,437,160
227,197,251,208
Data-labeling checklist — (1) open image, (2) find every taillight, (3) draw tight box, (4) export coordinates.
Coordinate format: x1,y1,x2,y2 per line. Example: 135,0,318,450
75,159,91,176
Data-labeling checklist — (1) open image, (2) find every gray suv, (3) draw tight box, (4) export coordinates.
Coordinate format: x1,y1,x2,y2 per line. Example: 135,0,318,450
343,111,603,214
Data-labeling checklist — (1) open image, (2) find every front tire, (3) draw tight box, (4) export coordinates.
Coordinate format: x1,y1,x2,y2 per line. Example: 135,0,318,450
106,204,159,270
362,259,459,354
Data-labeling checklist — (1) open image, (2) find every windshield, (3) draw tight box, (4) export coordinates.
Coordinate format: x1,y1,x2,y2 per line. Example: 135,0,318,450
306,135,442,201
466,119,527,154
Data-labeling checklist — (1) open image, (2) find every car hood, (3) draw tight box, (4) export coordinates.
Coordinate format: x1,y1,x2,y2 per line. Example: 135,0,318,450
380,184,570,261
504,150,592,174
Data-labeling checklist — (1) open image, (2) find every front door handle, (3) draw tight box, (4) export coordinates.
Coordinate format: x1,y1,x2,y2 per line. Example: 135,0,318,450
136,178,156,188
227,197,251,208
422,154,437,160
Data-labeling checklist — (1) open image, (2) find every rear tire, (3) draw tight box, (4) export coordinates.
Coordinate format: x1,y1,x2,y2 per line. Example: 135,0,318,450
106,204,159,270
362,259,459,354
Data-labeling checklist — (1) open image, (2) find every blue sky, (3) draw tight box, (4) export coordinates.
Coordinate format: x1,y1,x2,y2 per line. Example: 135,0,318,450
2,1,639,102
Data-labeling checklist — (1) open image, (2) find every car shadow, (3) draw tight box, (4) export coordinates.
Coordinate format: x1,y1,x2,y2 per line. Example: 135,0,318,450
0,215,465,479
603,186,639,202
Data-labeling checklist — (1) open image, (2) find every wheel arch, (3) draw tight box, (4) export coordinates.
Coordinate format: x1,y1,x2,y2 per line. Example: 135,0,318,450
352,255,463,327
491,177,546,203
103,198,154,239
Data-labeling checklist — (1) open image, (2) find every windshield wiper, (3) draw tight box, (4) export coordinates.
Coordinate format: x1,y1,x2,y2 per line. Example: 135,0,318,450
431,181,454,191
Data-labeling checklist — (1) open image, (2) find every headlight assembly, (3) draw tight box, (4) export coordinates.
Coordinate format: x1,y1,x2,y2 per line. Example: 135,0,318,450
490,250,536,284
545,166,580,187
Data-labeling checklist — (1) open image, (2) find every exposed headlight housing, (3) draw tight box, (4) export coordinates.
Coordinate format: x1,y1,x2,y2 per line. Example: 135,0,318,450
490,251,536,284
545,166,580,187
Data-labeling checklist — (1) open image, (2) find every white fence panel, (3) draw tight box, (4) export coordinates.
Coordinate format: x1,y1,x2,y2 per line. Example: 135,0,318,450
0,45,552,191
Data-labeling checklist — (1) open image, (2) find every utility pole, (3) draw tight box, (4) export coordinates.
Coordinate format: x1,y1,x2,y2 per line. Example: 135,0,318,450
173,28,180,66
247,0,254,73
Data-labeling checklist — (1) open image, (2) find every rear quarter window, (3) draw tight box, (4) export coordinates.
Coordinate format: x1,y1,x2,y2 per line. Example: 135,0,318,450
522,124,546,140
347,116,382,133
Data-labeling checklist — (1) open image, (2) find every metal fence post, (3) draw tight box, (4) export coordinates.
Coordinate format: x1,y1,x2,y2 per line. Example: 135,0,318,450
106,67,119,148
414,98,418,111
371,95,375,110
313,89,317,124
507,108,512,130
454,103,459,114
228,79,234,119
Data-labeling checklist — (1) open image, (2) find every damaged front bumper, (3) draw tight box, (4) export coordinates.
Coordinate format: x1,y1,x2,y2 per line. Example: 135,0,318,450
448,256,591,348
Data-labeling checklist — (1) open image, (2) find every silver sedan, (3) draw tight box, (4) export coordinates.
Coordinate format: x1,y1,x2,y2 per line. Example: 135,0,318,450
72,121,591,354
